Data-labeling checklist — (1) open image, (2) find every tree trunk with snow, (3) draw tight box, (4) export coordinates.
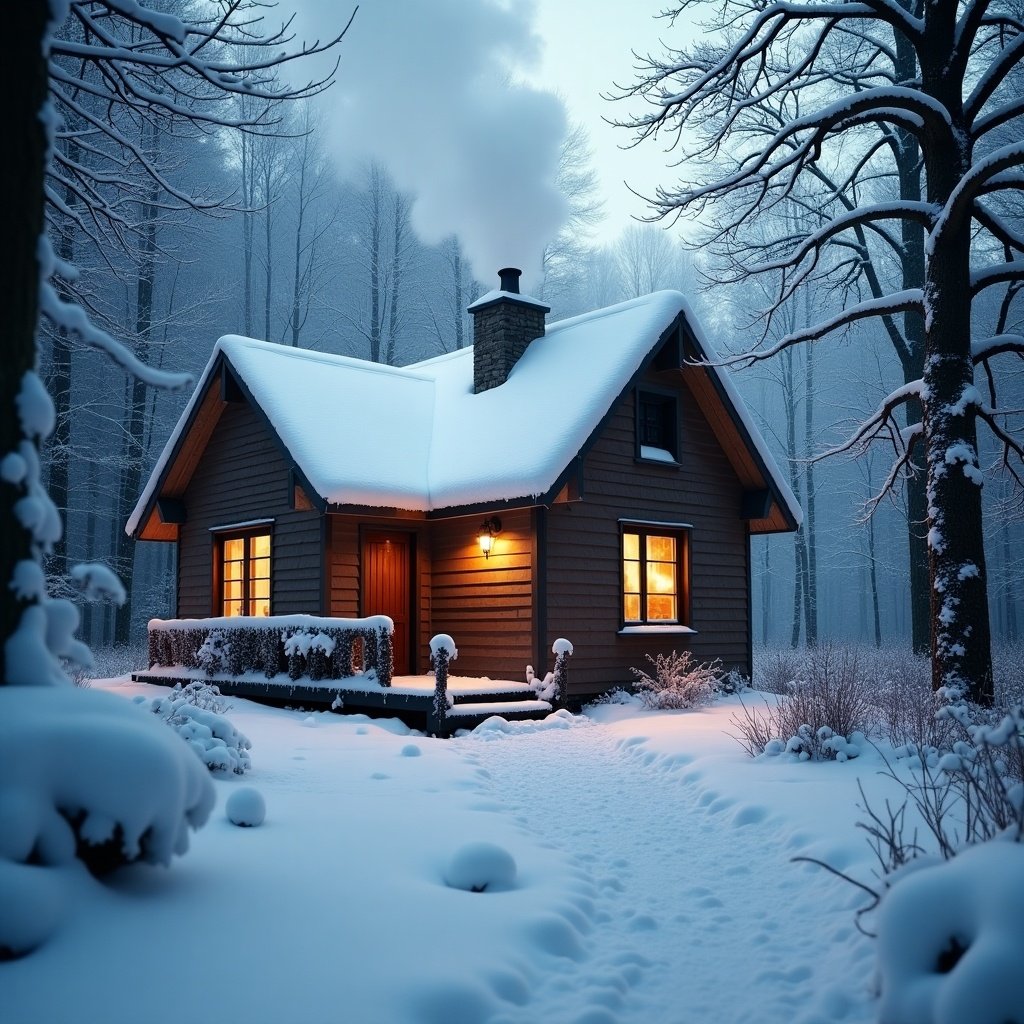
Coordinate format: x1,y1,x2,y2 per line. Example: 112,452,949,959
0,3,49,680
921,92,992,698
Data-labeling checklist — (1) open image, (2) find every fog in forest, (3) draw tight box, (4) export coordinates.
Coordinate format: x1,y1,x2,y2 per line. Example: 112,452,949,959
40,0,1024,657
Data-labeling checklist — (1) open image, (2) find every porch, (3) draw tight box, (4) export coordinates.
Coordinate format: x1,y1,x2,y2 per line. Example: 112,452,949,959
135,614,566,736
130,666,553,735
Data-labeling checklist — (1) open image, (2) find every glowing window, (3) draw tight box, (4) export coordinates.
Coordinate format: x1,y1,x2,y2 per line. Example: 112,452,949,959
218,532,271,617
621,527,690,625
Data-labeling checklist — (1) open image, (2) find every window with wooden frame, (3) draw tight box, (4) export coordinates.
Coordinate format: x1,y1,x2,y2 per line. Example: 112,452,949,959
621,525,690,626
216,530,271,617
636,388,679,463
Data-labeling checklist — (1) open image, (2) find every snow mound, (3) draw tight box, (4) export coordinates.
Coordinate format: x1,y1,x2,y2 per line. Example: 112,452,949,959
401,743,422,758
444,841,517,893
226,787,266,828
877,841,1024,1024
470,708,582,739
0,860,64,959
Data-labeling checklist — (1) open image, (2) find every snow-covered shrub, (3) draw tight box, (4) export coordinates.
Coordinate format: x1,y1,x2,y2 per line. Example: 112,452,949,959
994,641,1024,710
163,680,229,714
0,687,214,883
753,647,803,694
732,643,878,760
875,841,1024,1024
717,668,749,695
226,787,266,828
196,629,231,677
783,724,867,762
443,841,517,893
150,688,251,775
630,650,721,710
586,687,637,707
526,664,559,702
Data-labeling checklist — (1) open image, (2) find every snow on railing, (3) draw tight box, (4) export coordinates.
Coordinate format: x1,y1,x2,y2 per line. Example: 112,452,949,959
148,614,395,688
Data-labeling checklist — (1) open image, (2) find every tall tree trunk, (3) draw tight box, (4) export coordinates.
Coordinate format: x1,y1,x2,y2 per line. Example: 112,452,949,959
891,17,931,656
242,131,253,337
113,133,160,645
1,3,50,679
1001,491,1018,644
782,349,804,647
803,340,818,646
47,183,76,579
289,134,308,348
867,491,882,648
263,158,274,342
761,538,771,647
453,240,465,350
385,192,407,365
80,460,98,647
369,167,382,362
920,61,993,701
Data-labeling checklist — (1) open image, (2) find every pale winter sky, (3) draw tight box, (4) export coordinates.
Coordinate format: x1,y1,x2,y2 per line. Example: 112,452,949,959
290,0,695,285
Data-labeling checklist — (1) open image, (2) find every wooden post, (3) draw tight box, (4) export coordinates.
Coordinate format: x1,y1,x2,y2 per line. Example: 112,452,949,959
428,634,457,737
551,638,573,711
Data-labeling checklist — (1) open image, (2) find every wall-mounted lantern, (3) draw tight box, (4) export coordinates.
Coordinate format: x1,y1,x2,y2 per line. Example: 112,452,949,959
478,516,502,559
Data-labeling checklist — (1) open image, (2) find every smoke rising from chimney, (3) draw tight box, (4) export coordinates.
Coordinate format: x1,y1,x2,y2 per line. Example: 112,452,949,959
295,0,569,290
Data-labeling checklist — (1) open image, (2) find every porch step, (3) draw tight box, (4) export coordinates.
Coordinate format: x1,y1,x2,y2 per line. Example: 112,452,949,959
450,686,539,705
445,699,553,729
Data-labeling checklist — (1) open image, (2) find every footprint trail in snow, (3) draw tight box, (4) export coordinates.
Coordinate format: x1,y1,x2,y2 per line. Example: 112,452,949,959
459,717,873,1024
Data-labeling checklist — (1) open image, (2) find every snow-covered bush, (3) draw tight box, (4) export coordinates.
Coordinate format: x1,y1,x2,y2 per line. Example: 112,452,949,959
875,841,1024,1024
443,841,517,893
993,641,1024,709
196,629,231,676
0,687,214,889
753,647,803,695
526,664,559,702
630,650,721,710
164,680,229,713
794,700,1024,1022
587,686,637,707
150,687,251,775
717,668,749,695
732,644,878,760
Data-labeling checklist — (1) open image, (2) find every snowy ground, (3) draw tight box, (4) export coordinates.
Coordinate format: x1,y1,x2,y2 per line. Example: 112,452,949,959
1,680,903,1024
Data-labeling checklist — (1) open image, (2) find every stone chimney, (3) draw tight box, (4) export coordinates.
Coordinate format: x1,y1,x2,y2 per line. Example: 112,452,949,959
469,267,550,393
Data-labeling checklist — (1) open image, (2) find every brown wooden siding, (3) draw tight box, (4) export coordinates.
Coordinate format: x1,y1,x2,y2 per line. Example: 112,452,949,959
177,401,322,617
428,509,533,681
546,371,750,696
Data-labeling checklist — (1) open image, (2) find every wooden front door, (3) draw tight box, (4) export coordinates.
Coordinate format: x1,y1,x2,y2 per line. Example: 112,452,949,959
361,531,412,675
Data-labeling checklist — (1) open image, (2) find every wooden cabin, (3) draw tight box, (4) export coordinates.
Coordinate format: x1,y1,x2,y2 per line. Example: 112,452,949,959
128,270,800,703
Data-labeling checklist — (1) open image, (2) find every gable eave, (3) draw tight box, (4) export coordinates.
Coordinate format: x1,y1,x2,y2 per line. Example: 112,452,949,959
126,348,328,541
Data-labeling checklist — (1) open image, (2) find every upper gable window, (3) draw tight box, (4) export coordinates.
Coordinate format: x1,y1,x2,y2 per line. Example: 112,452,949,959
217,530,271,617
636,389,679,463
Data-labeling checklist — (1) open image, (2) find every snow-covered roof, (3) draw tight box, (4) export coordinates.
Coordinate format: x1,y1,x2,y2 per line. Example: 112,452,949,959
128,290,801,533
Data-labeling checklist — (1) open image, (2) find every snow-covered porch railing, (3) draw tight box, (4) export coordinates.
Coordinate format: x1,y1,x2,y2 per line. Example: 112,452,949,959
425,634,572,737
147,614,395,689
